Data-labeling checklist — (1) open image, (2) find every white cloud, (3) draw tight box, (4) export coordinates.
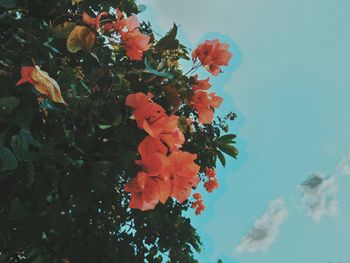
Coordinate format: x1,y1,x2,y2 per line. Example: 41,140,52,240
235,198,288,254
336,152,350,176
298,173,338,222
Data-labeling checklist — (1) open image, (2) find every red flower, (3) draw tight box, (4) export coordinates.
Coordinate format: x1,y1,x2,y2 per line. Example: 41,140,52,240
121,29,151,60
191,91,223,124
114,9,140,33
159,127,185,151
191,193,205,215
135,136,170,178
193,192,202,200
204,168,219,193
192,39,232,76
168,151,200,203
125,92,153,110
83,11,108,30
16,66,35,86
192,74,211,92
124,172,171,211
205,167,216,178
132,102,166,135
109,9,150,60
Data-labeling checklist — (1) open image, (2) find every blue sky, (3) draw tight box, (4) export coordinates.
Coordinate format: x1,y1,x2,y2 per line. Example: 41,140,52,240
139,0,350,262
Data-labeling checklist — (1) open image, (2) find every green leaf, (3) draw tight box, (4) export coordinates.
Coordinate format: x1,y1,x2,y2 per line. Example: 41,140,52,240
0,0,17,8
98,124,112,130
218,144,239,159
27,162,35,186
137,4,147,12
0,96,20,115
144,57,174,79
0,145,18,171
217,134,236,143
9,198,29,219
10,129,40,161
216,150,226,167
155,23,179,51
53,22,76,39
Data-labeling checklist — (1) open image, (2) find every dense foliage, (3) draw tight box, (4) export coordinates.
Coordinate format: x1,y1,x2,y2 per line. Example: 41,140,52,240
0,0,238,262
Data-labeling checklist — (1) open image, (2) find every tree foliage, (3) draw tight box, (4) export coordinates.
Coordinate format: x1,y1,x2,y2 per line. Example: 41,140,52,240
0,0,238,262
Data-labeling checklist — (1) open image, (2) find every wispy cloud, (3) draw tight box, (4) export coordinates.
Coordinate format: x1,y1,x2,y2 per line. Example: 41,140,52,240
298,173,338,222
235,198,288,254
336,152,350,176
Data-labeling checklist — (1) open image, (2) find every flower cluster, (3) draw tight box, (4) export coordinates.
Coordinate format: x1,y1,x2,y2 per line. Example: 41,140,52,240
192,39,232,76
83,9,150,60
15,8,235,216
204,168,219,193
124,92,200,211
191,193,205,215
189,40,232,124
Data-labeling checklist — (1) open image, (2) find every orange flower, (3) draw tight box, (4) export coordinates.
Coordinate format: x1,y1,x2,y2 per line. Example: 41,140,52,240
103,9,140,33
125,92,153,110
159,127,185,151
106,9,150,60
168,151,200,203
192,39,232,76
82,11,108,30
124,172,171,211
191,91,223,124
133,102,166,136
192,74,211,92
126,93,181,138
16,66,35,86
193,192,202,200
204,168,219,193
121,29,151,60
135,136,170,178
191,193,205,215
205,167,216,178
114,9,140,33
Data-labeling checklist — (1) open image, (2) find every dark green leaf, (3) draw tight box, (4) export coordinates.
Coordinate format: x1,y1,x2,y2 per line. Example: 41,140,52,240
0,0,17,8
216,150,226,167
9,198,29,219
155,23,179,51
0,96,20,115
0,145,18,170
218,144,239,159
217,134,236,143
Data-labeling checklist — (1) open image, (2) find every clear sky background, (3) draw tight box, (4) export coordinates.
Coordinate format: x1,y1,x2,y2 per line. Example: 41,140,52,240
139,1,350,262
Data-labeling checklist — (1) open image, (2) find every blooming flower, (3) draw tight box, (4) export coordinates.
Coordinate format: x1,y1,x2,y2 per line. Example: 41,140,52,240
191,193,205,215
192,39,232,76
121,29,151,60
124,172,171,211
114,9,140,33
126,93,181,138
205,167,216,178
191,91,223,124
204,168,219,193
135,136,170,178
105,9,150,60
168,151,200,203
192,74,211,92
125,92,153,110
159,127,185,151
16,66,35,86
82,11,108,30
